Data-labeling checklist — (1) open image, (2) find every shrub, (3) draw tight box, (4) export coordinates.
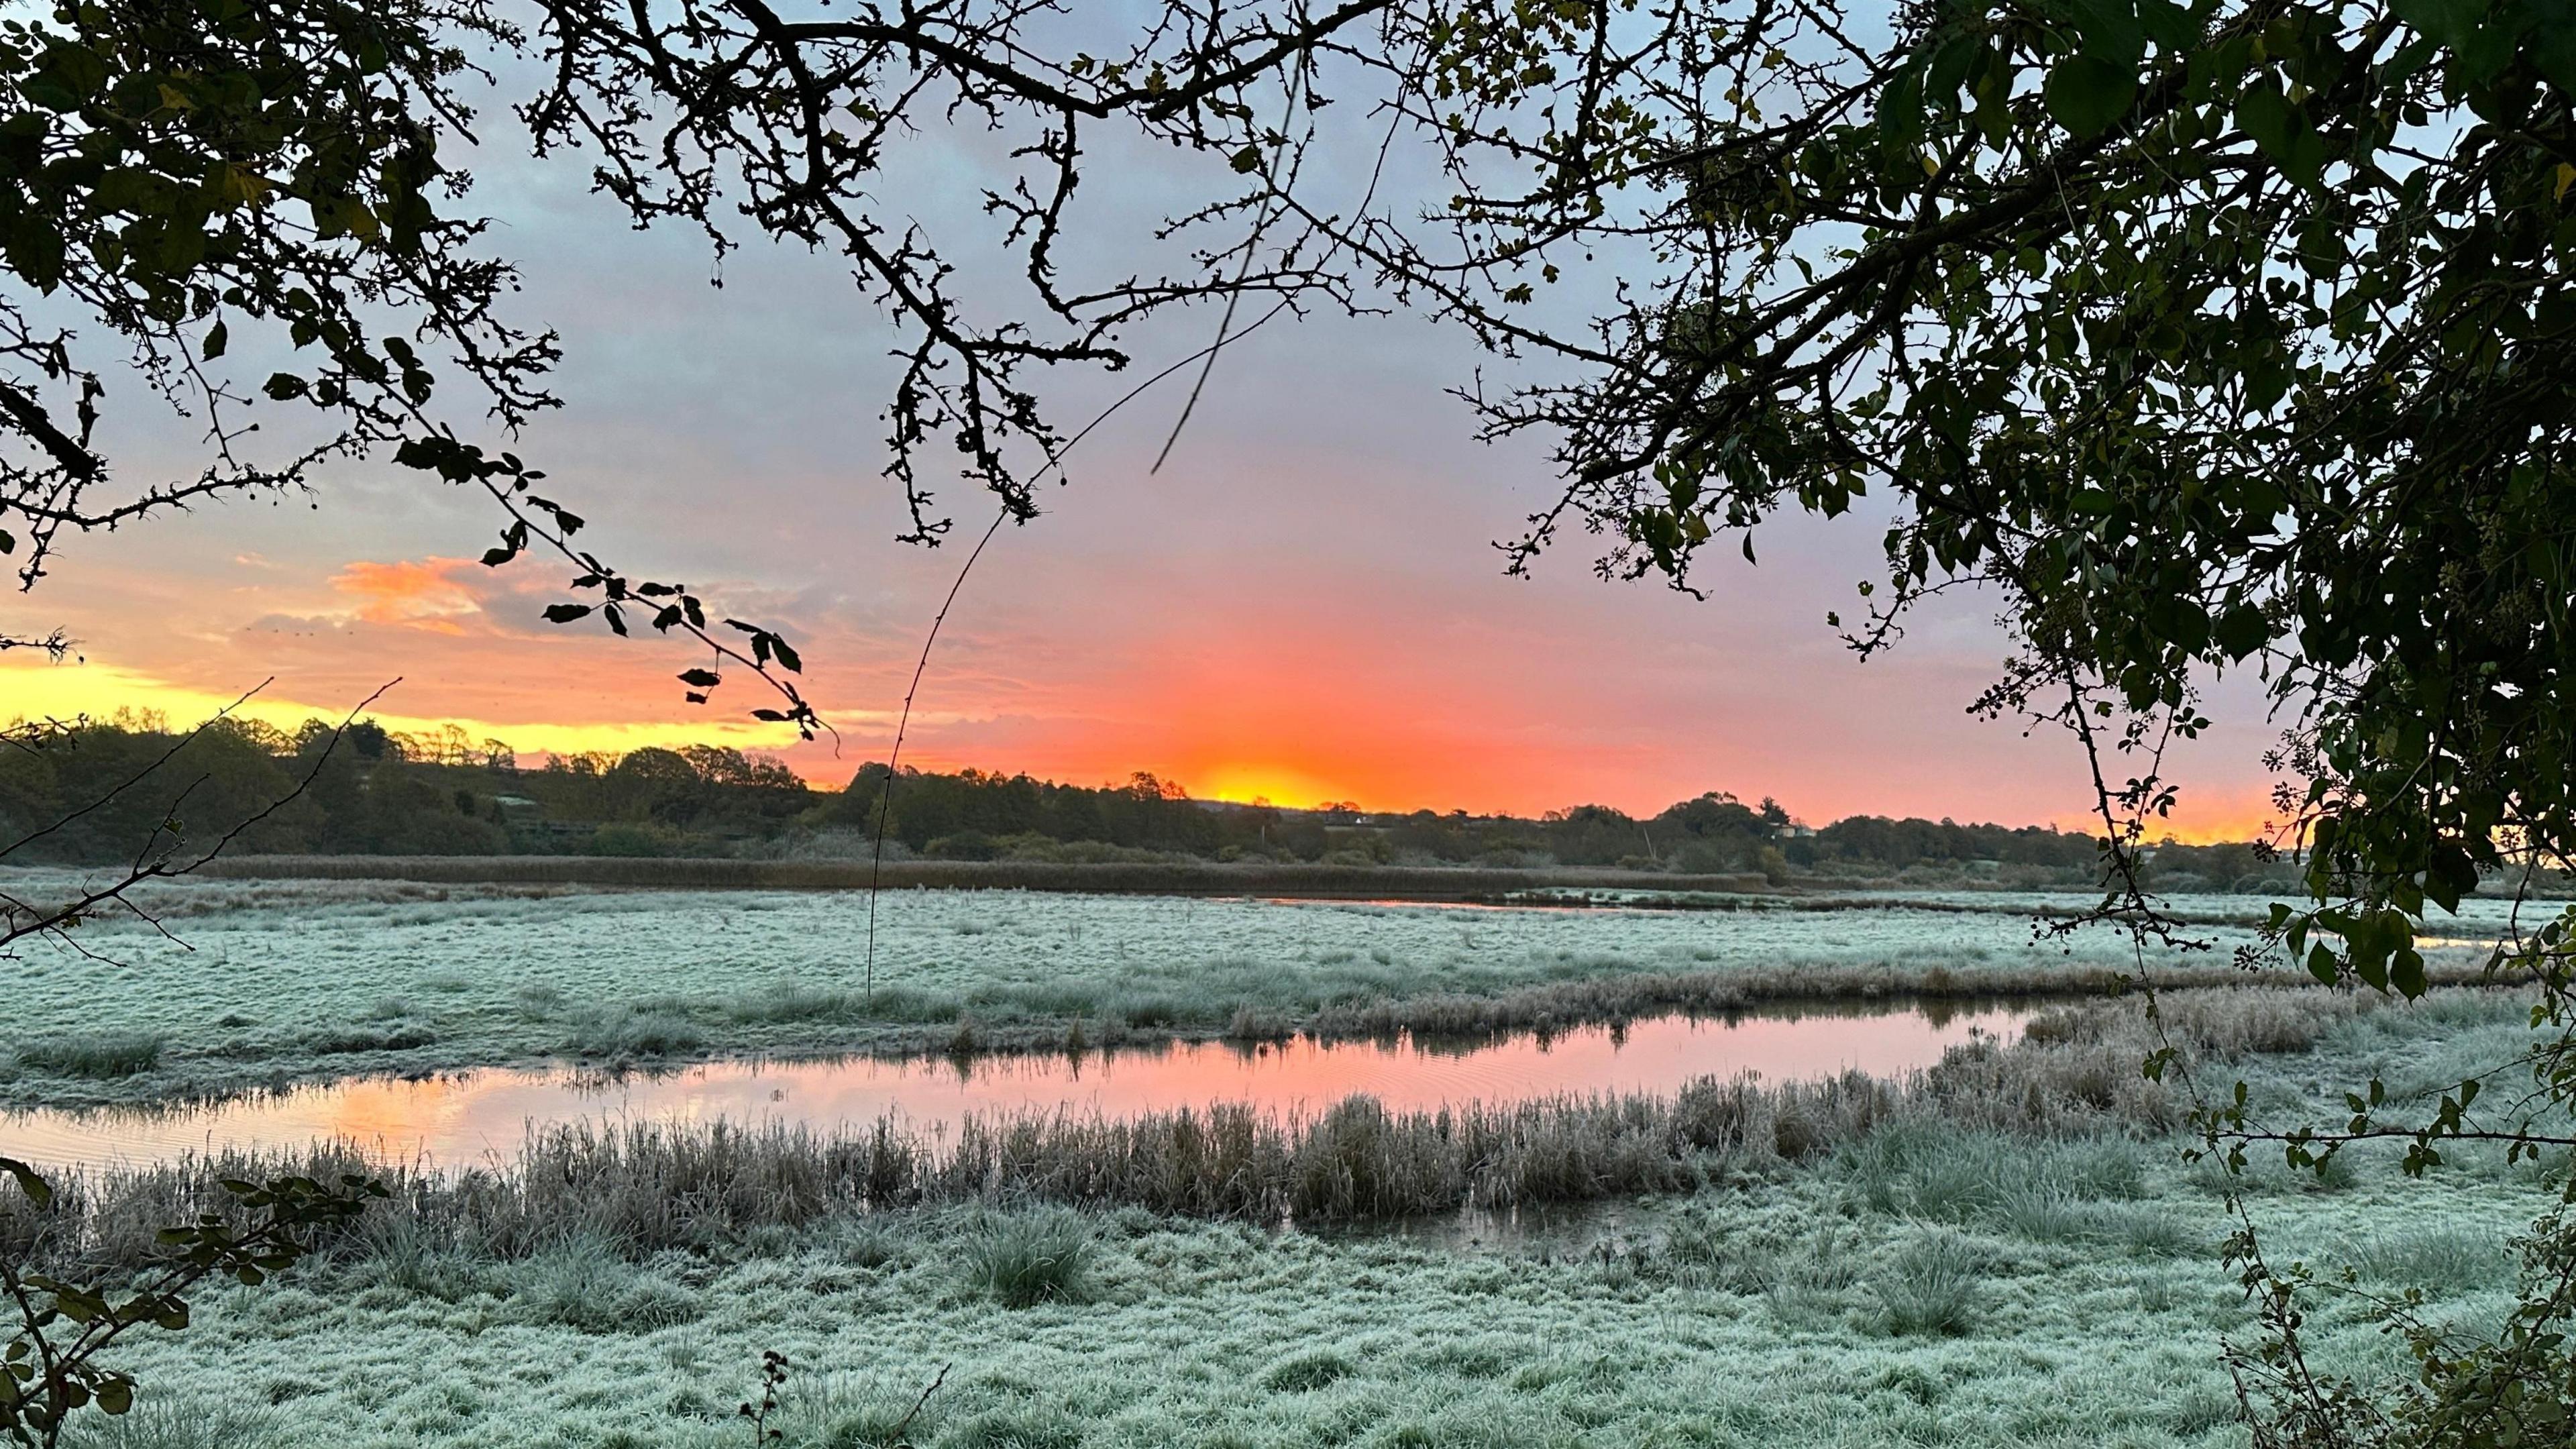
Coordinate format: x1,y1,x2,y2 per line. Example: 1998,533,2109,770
588,822,672,857
959,1210,1097,1307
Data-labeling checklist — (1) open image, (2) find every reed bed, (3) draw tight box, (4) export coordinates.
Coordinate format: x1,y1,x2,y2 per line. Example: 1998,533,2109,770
13,988,2385,1271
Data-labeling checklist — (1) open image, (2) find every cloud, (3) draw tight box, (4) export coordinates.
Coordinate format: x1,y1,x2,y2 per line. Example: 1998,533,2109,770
328,557,484,629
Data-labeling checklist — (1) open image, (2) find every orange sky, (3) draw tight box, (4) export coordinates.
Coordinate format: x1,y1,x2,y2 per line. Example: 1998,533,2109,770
0,523,2282,841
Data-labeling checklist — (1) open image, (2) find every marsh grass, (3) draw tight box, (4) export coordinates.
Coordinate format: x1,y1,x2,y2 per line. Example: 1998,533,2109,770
60,1399,285,1449
506,1236,702,1332
23,991,2378,1273
1874,1230,1986,1335
1260,1348,1359,1393
561,1006,707,1059
12,1032,164,1079
959,1209,1097,1307
2338,1222,2515,1293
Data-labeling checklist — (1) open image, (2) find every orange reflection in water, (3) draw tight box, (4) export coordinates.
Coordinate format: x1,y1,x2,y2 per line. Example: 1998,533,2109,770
5,1002,2031,1175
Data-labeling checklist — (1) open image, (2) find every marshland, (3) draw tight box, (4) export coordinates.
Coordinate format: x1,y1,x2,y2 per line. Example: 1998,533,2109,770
5,874,2567,1448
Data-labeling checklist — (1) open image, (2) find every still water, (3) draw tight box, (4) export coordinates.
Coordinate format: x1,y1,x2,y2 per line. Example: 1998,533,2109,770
5,1000,2039,1174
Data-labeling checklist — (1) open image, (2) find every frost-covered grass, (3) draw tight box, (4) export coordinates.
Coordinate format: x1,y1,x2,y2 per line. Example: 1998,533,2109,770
76,1128,2562,1449
11,871,2498,1107
27,988,2563,1449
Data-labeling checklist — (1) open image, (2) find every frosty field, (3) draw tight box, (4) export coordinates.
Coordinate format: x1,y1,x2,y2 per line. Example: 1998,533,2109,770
9,873,2566,1449
0,871,2522,1106
40,993,2570,1449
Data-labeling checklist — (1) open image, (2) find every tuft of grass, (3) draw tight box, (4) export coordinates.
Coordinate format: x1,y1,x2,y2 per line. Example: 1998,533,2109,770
61,1399,284,1449
959,1209,1097,1308
13,1032,162,1079
341,1214,499,1303
1874,1230,1985,1336
1260,1347,1358,1393
2340,1223,2514,1293
2108,1205,2200,1258
561,1007,706,1059
1992,1184,2096,1242
835,1219,908,1270
304,1024,436,1055
506,1237,702,1333
942,1406,1085,1449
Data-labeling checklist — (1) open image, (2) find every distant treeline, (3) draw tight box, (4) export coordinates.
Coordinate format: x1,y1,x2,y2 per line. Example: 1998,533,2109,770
0,712,2252,884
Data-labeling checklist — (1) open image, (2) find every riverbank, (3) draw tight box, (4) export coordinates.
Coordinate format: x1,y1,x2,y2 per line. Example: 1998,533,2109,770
39,991,2563,1449
0,875,2517,1108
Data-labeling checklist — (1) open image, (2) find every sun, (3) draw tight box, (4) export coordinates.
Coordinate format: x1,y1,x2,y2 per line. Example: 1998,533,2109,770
1190,764,1351,810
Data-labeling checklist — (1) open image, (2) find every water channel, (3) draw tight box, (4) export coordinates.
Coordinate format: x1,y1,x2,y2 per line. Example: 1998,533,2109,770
4,998,2043,1175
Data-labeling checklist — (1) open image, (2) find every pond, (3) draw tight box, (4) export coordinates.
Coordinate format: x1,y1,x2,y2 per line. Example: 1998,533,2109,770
5,998,2043,1175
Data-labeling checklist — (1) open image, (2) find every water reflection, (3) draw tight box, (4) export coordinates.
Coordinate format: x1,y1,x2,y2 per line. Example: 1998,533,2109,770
3,999,2039,1175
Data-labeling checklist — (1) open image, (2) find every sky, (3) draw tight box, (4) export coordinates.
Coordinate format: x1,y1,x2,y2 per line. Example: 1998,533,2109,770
0,33,2285,837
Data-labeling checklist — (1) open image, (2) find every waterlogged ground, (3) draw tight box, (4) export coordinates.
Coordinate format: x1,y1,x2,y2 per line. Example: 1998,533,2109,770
9,871,2532,1106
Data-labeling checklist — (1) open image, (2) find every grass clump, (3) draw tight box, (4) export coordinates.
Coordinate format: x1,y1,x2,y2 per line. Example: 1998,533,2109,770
1874,1230,1986,1336
61,1399,284,1449
2339,1222,2514,1293
959,1209,1097,1307
506,1237,702,1332
13,1032,162,1079
561,1006,707,1059
1260,1347,1358,1393
303,1024,437,1055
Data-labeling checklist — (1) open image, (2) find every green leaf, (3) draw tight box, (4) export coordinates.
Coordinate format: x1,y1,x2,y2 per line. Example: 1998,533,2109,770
2068,0,2147,67
2391,947,2427,999
200,319,227,360
0,1157,52,1208
2236,76,2324,184
2045,56,2139,139
2135,0,2196,50
2215,603,2269,660
1876,62,1926,154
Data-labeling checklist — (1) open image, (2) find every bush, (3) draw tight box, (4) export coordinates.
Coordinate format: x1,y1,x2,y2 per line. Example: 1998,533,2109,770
923,830,1003,861
588,822,672,857
959,1210,1097,1307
